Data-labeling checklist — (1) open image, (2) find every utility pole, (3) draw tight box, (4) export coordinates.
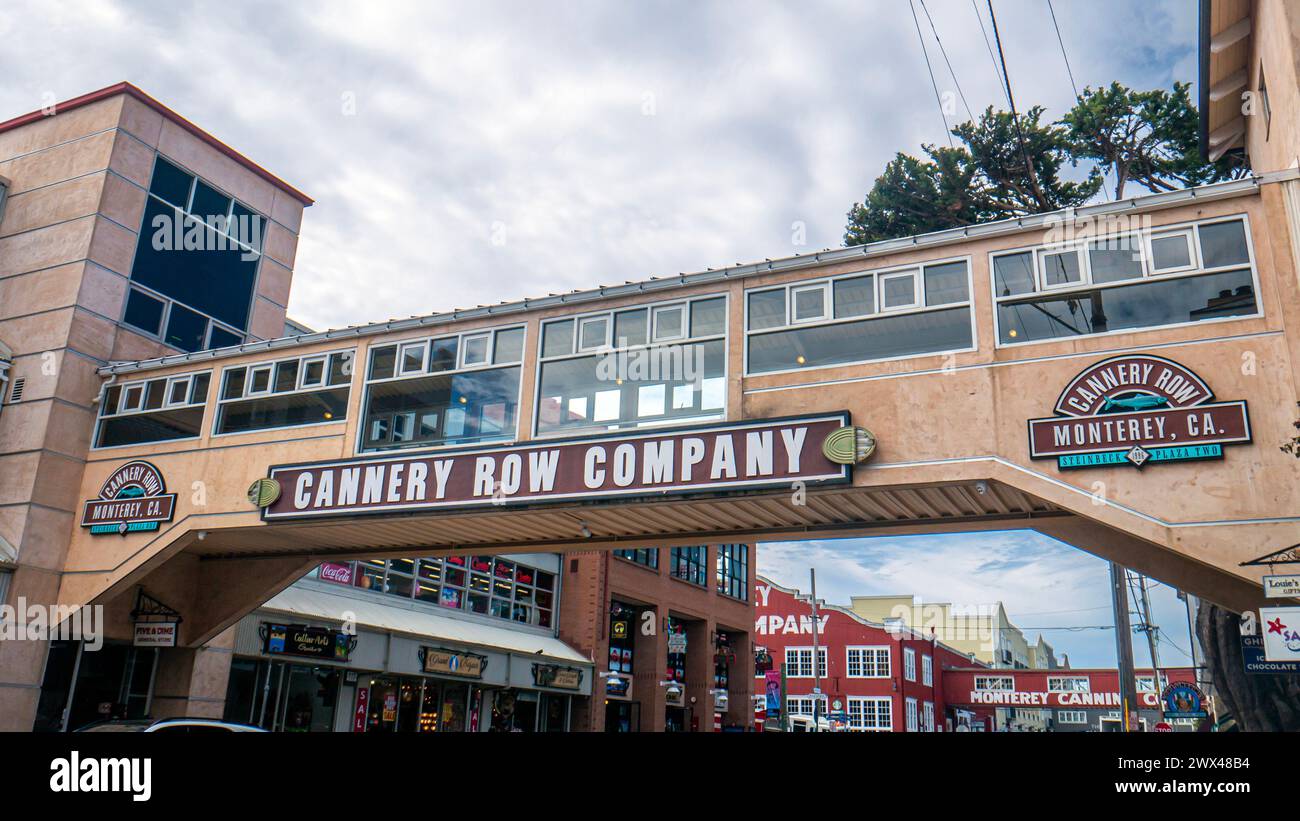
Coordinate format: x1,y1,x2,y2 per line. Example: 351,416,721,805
1134,573,1164,702
1110,561,1140,732
810,568,822,730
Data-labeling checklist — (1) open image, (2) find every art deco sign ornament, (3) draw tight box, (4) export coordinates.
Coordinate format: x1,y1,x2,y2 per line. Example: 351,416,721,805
821,425,877,465
81,461,176,535
1027,354,1251,470
259,413,851,520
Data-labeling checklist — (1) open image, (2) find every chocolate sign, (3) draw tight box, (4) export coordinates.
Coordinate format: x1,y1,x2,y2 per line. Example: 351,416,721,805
81,461,176,535
261,413,850,520
1028,355,1251,469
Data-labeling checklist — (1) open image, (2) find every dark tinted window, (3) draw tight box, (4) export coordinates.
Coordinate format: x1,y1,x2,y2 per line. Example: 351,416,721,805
164,303,209,352
747,307,971,373
992,252,1035,297
190,180,231,221
123,288,166,335
997,269,1256,344
217,388,349,434
131,197,258,331
148,157,193,206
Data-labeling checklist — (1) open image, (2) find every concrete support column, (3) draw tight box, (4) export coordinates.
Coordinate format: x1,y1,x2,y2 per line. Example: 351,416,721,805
684,618,711,732
633,605,665,731
148,627,236,719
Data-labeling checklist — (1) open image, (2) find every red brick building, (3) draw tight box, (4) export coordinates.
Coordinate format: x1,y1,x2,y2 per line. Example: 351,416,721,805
559,545,756,732
756,576,983,731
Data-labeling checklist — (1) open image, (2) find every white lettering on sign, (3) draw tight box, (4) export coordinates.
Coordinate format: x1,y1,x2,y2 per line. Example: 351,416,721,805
754,613,830,635
263,415,849,519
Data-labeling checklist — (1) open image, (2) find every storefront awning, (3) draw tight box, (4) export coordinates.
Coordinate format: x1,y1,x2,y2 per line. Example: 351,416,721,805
260,583,592,667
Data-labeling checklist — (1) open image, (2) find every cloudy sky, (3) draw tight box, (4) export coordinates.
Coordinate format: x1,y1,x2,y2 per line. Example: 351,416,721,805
3,1,1203,667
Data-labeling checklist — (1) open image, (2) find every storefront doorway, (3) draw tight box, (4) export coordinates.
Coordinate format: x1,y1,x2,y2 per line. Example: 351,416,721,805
224,658,341,731
360,675,479,733
604,700,640,732
36,640,158,731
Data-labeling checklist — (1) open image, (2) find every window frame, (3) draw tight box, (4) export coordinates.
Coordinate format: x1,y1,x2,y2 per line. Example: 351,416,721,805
789,283,829,324
92,369,213,451
650,303,687,341
1145,226,1199,274
742,255,975,377
903,647,917,682
121,154,265,350
974,675,1015,692
213,349,355,438
846,696,892,731
783,646,828,679
533,293,729,439
904,696,919,732
921,653,933,687
990,214,1260,349
1047,675,1091,693
845,646,890,679
358,324,527,455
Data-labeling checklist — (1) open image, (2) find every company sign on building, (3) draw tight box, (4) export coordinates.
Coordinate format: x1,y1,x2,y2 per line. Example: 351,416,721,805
1028,355,1250,469
259,414,850,519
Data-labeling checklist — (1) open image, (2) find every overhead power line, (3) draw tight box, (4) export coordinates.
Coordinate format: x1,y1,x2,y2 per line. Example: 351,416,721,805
1045,0,1080,99
918,0,975,122
908,0,955,147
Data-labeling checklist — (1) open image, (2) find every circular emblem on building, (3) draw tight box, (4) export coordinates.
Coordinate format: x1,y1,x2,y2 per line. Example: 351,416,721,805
247,477,282,508
821,425,877,465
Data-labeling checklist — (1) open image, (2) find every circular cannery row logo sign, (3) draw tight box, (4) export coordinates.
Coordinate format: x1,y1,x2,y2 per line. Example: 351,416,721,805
80,460,177,535
1028,354,1252,470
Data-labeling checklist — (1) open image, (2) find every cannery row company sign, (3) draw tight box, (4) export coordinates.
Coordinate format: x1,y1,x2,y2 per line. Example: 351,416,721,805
81,461,176,535
258,413,852,520
1027,355,1251,469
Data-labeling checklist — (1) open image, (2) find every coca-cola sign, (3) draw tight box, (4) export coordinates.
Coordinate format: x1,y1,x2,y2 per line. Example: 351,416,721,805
260,413,851,520
318,562,354,586
1028,355,1251,469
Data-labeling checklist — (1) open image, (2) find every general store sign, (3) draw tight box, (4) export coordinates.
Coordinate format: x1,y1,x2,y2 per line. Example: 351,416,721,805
1028,355,1251,469
81,461,176,535
132,622,177,648
260,414,850,520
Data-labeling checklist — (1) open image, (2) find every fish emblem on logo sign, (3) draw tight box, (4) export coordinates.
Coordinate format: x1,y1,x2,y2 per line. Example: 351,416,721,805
821,425,877,465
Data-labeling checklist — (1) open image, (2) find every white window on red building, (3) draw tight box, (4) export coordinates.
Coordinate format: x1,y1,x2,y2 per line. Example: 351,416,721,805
922,701,935,732
846,646,890,678
786,695,827,716
974,675,1014,691
905,697,918,732
903,647,916,681
784,647,827,678
1057,710,1088,724
847,697,891,731
1047,676,1090,693
921,654,932,686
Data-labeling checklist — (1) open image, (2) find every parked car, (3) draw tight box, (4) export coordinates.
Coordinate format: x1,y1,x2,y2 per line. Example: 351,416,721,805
75,717,266,733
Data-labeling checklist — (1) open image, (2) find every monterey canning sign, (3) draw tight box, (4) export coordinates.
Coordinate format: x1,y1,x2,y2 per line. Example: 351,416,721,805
1028,355,1251,469
81,461,177,535
260,413,851,520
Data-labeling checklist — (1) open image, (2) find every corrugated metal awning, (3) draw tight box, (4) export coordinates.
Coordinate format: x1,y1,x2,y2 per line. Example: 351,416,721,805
260,583,592,666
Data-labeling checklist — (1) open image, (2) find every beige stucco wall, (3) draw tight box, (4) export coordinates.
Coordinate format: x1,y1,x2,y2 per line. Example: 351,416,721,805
1245,0,1300,174
47,183,1300,665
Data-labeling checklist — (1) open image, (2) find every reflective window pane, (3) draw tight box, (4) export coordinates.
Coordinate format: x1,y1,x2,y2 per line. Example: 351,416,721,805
923,262,968,306
613,309,648,347
362,367,520,451
747,290,786,330
997,268,1257,344
1040,250,1081,287
536,340,724,434
689,298,726,337
149,157,194,207
542,320,575,357
430,338,458,372
1198,220,1250,269
164,303,208,352
369,345,397,380
833,275,874,318
747,307,971,373
1088,238,1144,284
493,327,525,364
1150,234,1192,270
880,273,916,308
992,252,1035,297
